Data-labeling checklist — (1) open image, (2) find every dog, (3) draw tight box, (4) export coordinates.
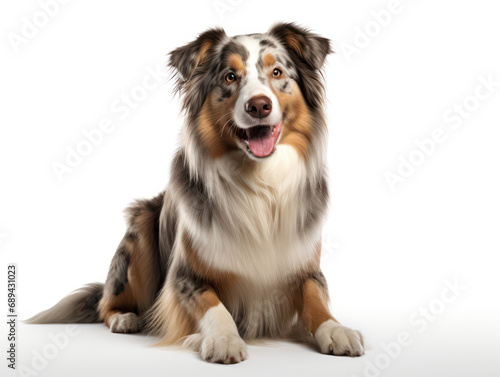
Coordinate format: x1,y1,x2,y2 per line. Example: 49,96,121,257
28,22,364,364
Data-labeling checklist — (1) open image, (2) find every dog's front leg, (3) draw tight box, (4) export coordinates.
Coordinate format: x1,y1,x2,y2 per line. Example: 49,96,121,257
301,272,365,356
172,262,248,364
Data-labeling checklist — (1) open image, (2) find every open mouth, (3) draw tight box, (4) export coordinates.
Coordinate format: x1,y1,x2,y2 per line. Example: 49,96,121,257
234,121,283,158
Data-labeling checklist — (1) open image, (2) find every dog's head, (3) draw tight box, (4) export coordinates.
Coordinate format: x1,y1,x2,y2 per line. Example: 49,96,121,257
170,23,331,161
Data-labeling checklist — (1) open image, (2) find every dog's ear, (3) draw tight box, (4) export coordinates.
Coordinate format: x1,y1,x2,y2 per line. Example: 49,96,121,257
268,22,332,71
269,23,332,110
169,28,227,81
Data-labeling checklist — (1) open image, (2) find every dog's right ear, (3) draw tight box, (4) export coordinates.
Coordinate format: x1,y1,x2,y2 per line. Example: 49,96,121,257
169,28,227,82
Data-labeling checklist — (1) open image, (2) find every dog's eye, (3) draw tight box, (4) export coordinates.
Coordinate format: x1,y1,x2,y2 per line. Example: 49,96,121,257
272,68,282,78
225,73,236,83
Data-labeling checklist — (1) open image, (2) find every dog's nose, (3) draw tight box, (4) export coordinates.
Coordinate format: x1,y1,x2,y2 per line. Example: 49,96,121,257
245,96,272,118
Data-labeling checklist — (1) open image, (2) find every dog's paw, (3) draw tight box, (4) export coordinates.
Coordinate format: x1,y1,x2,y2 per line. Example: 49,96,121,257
315,319,364,357
199,333,248,364
109,312,140,334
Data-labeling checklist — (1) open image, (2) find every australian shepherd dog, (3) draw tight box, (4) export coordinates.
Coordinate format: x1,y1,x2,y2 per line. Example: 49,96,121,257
28,23,364,363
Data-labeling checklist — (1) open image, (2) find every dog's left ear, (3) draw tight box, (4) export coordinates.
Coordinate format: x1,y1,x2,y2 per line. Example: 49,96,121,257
269,22,332,71
269,23,332,109
169,28,227,81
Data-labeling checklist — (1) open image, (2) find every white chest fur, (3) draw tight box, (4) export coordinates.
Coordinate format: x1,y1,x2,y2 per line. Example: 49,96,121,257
181,145,321,285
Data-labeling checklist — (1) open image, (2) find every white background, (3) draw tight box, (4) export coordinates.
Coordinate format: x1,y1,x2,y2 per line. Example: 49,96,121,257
1,0,500,376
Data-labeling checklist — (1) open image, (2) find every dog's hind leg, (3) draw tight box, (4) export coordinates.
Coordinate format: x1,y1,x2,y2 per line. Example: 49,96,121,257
98,193,165,333
98,235,138,333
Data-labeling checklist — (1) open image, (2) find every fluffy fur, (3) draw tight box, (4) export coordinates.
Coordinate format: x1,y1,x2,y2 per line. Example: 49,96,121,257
27,23,364,363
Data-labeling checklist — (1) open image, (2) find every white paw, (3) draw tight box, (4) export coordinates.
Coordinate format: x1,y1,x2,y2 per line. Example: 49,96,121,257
109,312,140,334
199,334,248,364
315,319,364,357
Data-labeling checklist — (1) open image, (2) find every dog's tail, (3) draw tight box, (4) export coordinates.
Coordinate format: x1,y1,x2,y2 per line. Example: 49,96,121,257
25,283,104,324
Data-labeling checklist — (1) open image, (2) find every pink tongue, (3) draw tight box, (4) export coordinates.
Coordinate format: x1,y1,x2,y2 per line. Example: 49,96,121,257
248,128,275,157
